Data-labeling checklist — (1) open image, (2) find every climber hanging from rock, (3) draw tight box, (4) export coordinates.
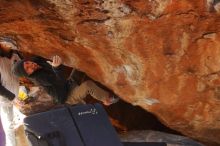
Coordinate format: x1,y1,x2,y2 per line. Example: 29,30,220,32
12,55,119,109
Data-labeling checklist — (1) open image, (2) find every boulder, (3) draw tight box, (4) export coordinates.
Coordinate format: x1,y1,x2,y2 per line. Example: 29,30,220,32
0,0,220,145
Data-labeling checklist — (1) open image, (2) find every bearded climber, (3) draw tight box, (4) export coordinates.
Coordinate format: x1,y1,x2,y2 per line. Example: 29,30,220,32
12,55,119,106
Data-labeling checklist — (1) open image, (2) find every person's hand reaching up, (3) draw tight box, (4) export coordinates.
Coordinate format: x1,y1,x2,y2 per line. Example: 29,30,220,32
47,55,62,68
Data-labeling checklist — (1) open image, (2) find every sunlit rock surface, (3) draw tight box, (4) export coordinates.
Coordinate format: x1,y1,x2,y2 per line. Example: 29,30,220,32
120,130,203,146
0,0,220,145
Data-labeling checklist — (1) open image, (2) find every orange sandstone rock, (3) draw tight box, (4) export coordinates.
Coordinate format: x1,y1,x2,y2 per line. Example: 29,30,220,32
0,0,220,145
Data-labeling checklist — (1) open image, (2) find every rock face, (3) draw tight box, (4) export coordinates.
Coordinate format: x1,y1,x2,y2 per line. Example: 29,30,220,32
120,130,203,146
0,0,220,145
